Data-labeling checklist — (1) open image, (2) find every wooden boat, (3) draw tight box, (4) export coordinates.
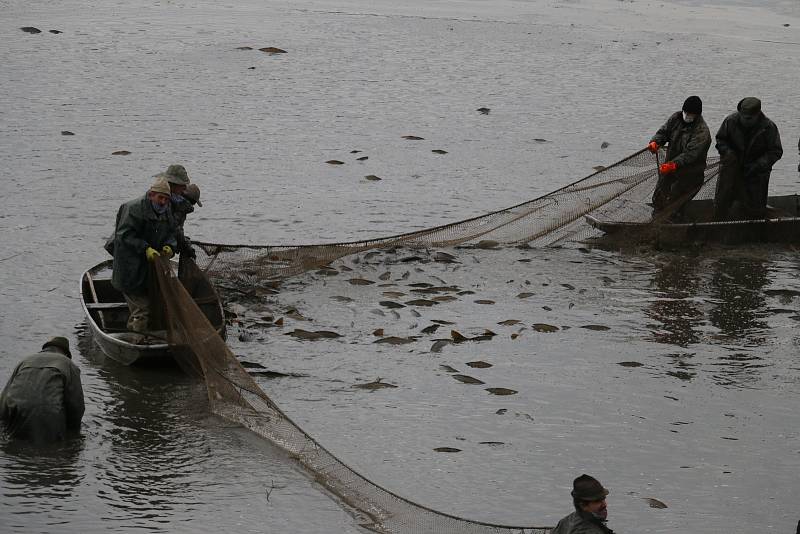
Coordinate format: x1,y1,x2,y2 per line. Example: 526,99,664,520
80,259,226,365
586,194,800,246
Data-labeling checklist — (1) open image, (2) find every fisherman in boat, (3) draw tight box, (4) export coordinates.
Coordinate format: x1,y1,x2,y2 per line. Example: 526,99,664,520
713,97,783,220
551,474,615,534
174,183,202,260
0,337,84,442
110,175,178,333
647,95,711,219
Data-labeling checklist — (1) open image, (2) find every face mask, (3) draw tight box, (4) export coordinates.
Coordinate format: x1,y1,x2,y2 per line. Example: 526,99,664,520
682,112,695,123
151,200,168,214
171,193,186,204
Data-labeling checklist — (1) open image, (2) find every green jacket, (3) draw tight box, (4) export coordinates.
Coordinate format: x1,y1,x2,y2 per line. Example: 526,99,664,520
551,511,614,534
715,112,783,177
111,194,178,295
0,349,85,441
651,112,712,183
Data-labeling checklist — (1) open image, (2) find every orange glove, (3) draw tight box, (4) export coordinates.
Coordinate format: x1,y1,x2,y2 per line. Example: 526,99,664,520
659,161,678,174
647,141,659,153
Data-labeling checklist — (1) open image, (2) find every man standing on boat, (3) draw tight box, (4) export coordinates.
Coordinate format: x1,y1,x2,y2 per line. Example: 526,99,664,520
551,474,615,534
713,97,783,220
647,95,712,218
155,164,197,259
0,337,84,442
111,175,178,333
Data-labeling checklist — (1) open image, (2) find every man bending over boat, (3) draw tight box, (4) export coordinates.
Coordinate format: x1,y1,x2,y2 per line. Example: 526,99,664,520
551,474,615,534
648,95,711,219
1,337,84,442
714,97,783,220
110,176,178,333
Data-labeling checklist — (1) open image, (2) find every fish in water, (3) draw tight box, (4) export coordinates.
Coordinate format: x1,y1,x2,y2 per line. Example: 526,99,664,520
452,374,485,385
430,339,452,353
433,447,461,453
440,364,459,373
421,324,440,334
353,378,398,390
486,387,517,396
379,301,405,309
286,329,343,340
432,149,448,154
20,27,41,33
532,323,559,333
112,150,131,155
402,135,424,140
356,156,368,161
477,107,490,114
466,361,492,368
374,336,416,345
348,278,374,285
326,160,344,165
405,299,439,307
643,497,667,509
259,47,287,54
365,175,382,181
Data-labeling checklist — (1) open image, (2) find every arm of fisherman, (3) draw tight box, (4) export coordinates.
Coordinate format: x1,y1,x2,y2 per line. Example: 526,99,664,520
115,204,149,254
651,114,678,147
64,365,85,430
715,117,735,157
0,362,23,420
760,122,783,170
673,122,712,168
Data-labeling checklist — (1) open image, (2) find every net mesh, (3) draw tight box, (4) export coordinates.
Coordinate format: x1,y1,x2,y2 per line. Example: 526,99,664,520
157,149,719,533
194,149,720,286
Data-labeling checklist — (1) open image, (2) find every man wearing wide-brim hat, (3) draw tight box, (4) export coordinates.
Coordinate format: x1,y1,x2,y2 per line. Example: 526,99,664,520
551,474,615,534
109,175,178,333
0,337,85,442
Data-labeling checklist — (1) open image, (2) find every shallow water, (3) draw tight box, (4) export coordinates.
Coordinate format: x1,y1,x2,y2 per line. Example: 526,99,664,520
1,0,799,532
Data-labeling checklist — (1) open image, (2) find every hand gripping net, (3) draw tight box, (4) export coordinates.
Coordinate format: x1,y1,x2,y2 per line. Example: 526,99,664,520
157,150,719,533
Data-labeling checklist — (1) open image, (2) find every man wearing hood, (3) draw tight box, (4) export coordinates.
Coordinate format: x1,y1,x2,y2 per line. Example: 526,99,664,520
714,97,783,220
1,337,84,442
110,176,178,333
551,474,615,534
647,95,712,217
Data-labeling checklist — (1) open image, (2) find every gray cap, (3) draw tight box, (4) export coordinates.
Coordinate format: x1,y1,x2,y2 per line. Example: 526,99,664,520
737,97,761,115
155,164,190,185
42,336,71,358
149,176,171,196
183,183,202,206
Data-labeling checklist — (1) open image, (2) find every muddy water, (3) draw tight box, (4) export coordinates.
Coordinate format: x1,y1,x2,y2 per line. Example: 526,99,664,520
2,0,799,532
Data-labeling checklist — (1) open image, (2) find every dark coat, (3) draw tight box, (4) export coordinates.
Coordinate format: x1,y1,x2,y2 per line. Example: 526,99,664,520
715,112,783,178
551,510,615,534
651,111,712,184
111,194,178,295
171,198,195,255
0,349,85,442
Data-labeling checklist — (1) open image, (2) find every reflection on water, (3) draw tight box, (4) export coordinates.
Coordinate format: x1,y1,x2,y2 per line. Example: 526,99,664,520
1,435,85,499
76,330,213,523
707,257,769,344
646,254,703,347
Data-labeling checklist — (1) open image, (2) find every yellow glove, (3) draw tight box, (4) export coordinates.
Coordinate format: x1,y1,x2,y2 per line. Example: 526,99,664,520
145,246,160,263
161,245,174,258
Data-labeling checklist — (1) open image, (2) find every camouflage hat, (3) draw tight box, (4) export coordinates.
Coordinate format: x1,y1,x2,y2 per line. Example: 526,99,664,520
155,164,190,186
149,176,171,196
737,97,761,115
183,183,202,207
571,474,609,501
42,336,71,358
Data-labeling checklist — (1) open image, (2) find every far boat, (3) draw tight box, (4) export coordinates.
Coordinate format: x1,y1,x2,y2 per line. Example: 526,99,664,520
585,194,800,246
80,258,226,365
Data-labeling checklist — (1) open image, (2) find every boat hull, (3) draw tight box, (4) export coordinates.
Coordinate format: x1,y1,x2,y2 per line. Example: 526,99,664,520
80,259,225,365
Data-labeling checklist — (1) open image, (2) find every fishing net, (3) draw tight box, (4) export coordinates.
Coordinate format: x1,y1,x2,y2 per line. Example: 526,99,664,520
157,149,720,533
194,148,720,286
